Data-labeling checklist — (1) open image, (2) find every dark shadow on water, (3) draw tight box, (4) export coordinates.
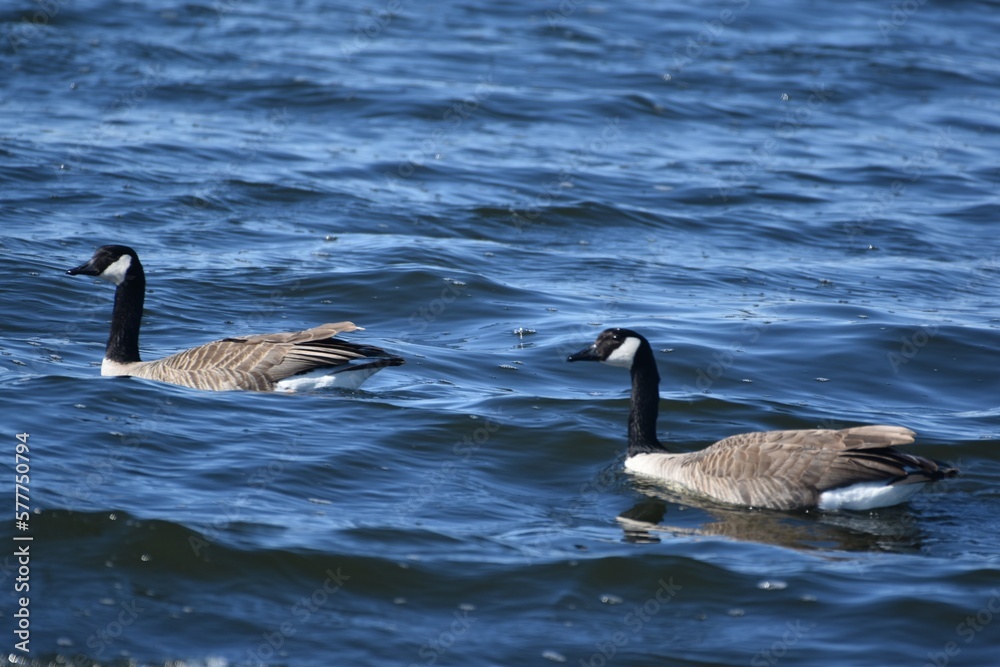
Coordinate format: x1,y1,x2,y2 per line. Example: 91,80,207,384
618,481,927,553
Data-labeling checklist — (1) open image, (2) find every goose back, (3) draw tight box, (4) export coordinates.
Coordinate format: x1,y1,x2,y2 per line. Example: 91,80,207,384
69,245,403,392
626,425,954,510
108,323,403,391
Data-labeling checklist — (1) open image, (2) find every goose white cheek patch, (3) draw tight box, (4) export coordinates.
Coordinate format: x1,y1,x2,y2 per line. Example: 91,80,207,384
99,254,132,286
604,336,641,368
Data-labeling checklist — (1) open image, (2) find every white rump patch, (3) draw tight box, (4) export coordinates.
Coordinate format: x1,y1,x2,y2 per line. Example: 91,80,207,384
604,336,642,368
818,480,924,511
99,254,133,286
275,363,385,393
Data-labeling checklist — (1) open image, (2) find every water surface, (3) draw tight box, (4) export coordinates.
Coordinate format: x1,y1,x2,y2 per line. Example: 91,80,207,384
2,0,999,665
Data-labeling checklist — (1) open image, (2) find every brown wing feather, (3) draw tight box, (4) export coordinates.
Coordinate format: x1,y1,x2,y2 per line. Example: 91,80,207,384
131,322,401,391
224,322,362,345
676,425,943,510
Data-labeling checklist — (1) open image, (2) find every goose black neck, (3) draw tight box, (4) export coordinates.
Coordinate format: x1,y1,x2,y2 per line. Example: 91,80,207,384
627,340,664,456
106,265,145,364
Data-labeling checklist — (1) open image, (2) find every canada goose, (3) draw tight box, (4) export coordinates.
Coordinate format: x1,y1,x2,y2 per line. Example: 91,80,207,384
67,244,404,392
567,328,958,511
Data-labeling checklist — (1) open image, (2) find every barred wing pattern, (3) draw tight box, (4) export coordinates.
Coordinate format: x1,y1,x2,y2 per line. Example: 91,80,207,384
628,426,955,510
128,323,403,391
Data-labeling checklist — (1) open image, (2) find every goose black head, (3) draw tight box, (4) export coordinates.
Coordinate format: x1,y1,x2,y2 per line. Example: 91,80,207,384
567,327,649,369
67,245,142,286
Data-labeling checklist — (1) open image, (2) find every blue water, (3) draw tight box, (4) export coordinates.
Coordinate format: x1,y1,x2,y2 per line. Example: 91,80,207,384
2,0,1000,665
